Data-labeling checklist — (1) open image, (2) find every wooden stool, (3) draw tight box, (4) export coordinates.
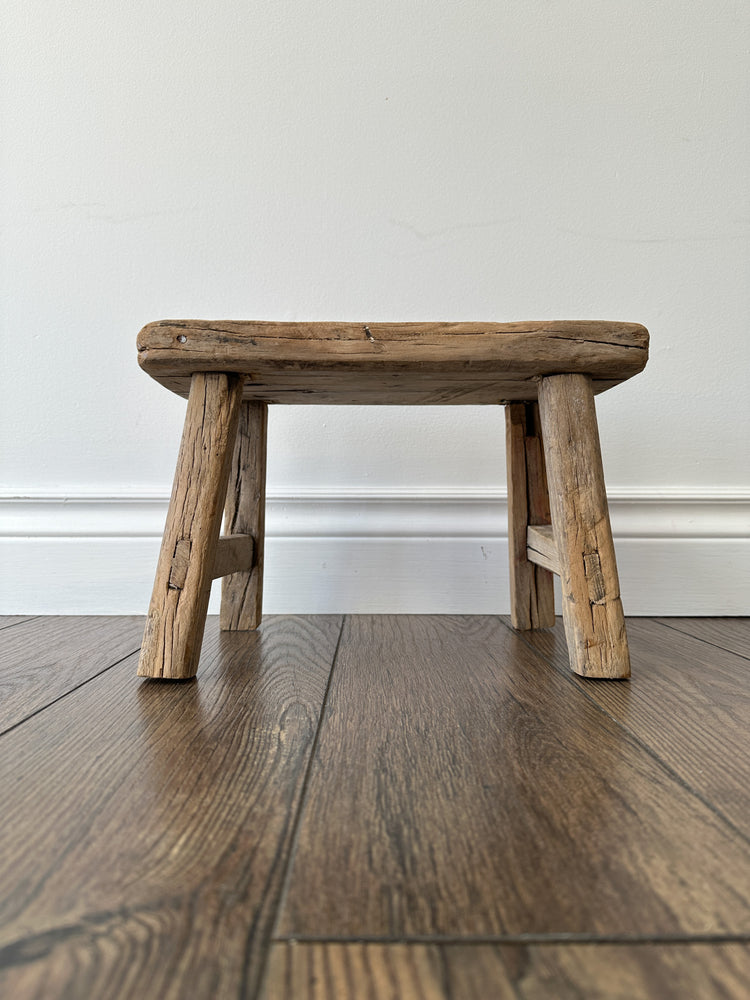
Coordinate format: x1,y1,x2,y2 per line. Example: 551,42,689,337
136,320,649,681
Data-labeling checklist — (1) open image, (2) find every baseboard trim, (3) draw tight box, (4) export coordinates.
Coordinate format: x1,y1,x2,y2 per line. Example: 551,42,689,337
1,490,748,615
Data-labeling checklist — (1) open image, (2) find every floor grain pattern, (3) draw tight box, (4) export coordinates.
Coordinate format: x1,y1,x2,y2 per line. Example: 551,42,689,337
1,614,748,1000
0,616,145,734
512,616,750,834
262,942,750,1000
277,616,750,940
0,615,342,1000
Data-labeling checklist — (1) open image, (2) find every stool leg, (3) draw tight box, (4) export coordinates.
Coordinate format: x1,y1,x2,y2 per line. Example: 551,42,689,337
138,372,245,680
505,402,555,629
221,401,268,630
537,374,630,679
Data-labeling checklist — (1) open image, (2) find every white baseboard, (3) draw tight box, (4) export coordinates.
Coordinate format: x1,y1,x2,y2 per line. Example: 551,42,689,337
1,490,748,615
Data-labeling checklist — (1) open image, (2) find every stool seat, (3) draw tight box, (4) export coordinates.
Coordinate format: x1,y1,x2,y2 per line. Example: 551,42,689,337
135,317,649,683
138,319,648,404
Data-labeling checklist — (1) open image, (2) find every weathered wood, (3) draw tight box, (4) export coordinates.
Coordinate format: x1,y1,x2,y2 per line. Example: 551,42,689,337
167,538,191,590
505,403,556,629
137,320,649,404
158,371,633,404
0,616,343,1000
526,524,559,574
221,401,268,631
277,615,750,939
262,943,750,1000
537,374,629,678
0,616,144,734
212,534,254,580
138,373,244,680
514,616,750,835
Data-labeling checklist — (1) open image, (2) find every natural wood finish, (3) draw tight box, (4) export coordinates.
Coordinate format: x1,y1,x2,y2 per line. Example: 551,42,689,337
526,524,559,575
136,320,647,678
0,616,343,1000
655,617,750,661
157,371,635,405
262,943,750,1000
167,538,191,589
221,401,268,631
505,403,555,629
440,943,750,1000
277,615,750,939
2,614,750,998
538,374,629,678
513,616,750,834
0,616,144,734
212,534,254,580
262,943,447,1000
137,320,649,404
138,372,244,679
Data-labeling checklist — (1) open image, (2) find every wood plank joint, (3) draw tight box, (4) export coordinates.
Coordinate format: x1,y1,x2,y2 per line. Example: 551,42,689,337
526,524,559,575
212,534,255,580
168,539,191,590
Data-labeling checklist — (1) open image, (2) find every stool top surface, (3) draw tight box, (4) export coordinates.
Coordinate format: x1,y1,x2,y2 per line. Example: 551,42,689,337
138,320,648,404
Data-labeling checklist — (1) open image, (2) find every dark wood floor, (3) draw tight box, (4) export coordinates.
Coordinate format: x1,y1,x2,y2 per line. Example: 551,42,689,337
0,615,748,999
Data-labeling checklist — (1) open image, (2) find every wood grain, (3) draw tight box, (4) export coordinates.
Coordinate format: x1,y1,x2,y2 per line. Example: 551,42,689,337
513,616,750,834
0,615,342,1000
526,524,559,575
158,371,634,405
261,942,750,1000
262,942,446,1000
138,372,244,679
277,615,750,939
0,616,144,734
538,374,629,678
212,534,254,580
221,401,268,631
137,320,649,404
441,942,750,1000
505,403,555,629
655,617,750,661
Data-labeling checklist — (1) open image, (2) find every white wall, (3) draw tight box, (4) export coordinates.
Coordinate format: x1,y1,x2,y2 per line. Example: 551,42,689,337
1,1,748,613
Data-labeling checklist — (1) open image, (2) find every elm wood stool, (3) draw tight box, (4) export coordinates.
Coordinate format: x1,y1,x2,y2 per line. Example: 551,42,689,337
136,320,649,682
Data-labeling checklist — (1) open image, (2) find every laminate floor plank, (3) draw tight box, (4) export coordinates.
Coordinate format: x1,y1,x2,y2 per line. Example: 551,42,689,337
0,616,38,631
277,615,750,939
512,617,750,834
0,616,145,733
263,942,446,1000
654,617,750,661
261,941,750,1000
0,615,342,1000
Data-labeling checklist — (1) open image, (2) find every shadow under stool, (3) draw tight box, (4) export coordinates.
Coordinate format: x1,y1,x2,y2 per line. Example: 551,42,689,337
135,320,649,681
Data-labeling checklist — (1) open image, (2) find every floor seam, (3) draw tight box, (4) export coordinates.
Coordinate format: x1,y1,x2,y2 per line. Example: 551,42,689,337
0,643,142,740
251,614,347,1000
269,933,750,945
651,618,750,663
0,615,40,632
495,616,750,850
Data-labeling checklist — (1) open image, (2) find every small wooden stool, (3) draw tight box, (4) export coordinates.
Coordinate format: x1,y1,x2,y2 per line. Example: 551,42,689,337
136,320,648,681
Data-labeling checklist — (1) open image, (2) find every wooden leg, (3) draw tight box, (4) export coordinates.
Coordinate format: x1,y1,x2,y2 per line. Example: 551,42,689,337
138,373,245,680
537,374,630,679
505,402,555,630
221,401,268,630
